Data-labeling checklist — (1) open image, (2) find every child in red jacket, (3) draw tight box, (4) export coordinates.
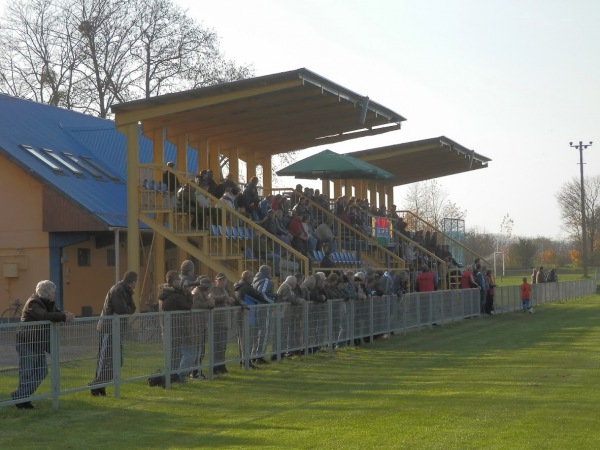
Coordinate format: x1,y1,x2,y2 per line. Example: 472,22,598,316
520,277,531,312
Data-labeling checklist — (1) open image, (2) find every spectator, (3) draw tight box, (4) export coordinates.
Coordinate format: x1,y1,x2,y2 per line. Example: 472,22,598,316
252,265,277,362
214,173,238,199
233,270,264,368
219,186,239,210
12,280,75,408
158,270,194,383
318,250,336,275
242,176,261,220
521,277,532,312
208,273,236,375
536,266,546,284
179,260,197,291
271,194,284,211
484,269,496,315
258,194,274,221
288,212,309,257
314,218,337,252
90,271,137,396
190,277,214,380
416,265,437,292
274,275,299,359
473,263,487,313
531,267,538,285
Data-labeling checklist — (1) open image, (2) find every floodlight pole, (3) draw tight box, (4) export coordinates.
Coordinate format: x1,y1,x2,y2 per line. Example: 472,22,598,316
570,141,593,277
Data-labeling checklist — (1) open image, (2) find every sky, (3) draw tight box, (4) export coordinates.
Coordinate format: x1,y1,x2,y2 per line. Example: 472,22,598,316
171,0,600,240
0,0,597,239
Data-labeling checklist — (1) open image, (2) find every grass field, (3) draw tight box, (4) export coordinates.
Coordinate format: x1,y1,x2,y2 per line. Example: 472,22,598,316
2,294,600,449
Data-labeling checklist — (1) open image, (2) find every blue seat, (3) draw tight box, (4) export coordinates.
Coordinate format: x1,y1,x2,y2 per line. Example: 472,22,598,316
210,224,220,236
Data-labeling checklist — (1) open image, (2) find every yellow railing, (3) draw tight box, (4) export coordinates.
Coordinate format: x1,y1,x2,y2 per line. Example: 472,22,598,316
396,210,489,269
302,197,405,272
138,164,309,281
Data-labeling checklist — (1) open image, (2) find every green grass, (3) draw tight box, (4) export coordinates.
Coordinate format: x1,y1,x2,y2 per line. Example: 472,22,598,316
2,296,600,449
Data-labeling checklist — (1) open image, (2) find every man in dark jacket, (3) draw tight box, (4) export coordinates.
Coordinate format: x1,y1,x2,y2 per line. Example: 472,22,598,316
12,280,75,409
90,271,137,396
158,270,194,383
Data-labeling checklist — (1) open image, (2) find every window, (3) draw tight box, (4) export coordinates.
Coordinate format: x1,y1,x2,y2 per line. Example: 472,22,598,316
62,152,103,180
42,148,85,177
20,144,64,174
80,156,121,182
107,248,115,267
77,248,91,267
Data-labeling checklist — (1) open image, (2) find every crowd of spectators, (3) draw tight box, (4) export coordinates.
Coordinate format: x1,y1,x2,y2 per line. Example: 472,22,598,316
168,166,476,291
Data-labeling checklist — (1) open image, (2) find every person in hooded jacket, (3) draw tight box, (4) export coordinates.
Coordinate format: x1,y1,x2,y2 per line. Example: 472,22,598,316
233,270,261,368
190,277,214,380
158,270,194,382
12,280,75,409
251,265,277,363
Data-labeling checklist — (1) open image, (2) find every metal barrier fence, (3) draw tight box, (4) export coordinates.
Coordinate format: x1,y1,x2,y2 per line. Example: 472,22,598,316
1,279,595,410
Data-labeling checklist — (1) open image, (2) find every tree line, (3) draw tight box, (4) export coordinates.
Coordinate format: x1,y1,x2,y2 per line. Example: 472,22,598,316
401,178,594,269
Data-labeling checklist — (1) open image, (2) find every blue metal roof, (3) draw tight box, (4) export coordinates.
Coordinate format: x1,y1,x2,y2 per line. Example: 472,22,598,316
0,94,197,228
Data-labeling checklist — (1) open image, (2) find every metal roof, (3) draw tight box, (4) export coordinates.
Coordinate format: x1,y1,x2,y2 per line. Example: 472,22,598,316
112,68,407,157
349,136,490,186
0,94,197,229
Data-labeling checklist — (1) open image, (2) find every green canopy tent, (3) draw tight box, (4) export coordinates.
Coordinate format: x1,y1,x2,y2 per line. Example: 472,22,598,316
276,149,395,180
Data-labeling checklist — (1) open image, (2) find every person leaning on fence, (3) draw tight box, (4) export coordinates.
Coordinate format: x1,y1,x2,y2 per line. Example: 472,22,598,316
415,265,437,292
472,264,487,314
190,277,214,380
233,270,263,368
536,266,546,284
208,273,237,375
89,271,137,397
273,275,300,359
484,269,496,315
158,270,194,383
252,265,277,363
11,280,75,409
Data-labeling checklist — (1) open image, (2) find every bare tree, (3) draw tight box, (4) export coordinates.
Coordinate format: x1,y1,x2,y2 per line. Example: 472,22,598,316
402,180,466,230
0,0,253,117
0,0,81,108
556,174,600,265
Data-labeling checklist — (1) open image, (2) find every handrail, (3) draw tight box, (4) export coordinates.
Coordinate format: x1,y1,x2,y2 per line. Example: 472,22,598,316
396,210,490,268
391,229,449,290
302,195,405,271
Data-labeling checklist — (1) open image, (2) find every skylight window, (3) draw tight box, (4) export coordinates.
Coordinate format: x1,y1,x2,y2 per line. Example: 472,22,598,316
80,156,121,182
19,144,64,174
62,152,103,180
42,148,85,177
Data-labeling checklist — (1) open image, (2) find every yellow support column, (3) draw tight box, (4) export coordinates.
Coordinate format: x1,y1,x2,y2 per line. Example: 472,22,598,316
151,130,165,300
261,156,272,195
123,123,141,309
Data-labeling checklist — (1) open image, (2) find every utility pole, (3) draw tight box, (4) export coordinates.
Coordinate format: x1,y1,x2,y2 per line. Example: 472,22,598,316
570,141,593,277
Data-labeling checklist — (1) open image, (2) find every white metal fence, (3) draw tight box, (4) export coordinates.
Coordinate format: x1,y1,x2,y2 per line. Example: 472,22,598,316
1,278,595,410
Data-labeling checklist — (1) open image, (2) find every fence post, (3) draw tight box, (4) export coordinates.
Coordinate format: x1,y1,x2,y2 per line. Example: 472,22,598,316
113,316,122,397
50,322,60,410
207,309,214,379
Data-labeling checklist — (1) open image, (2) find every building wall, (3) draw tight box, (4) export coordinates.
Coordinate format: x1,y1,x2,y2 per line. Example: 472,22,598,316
0,155,153,316
0,156,51,311
61,239,153,316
